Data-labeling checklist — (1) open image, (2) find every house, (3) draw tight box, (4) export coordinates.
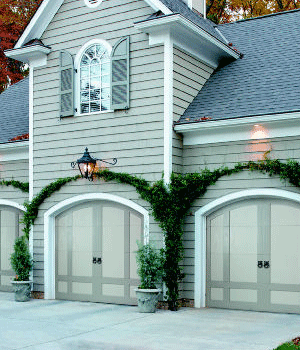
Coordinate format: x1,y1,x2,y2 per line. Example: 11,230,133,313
1,0,300,313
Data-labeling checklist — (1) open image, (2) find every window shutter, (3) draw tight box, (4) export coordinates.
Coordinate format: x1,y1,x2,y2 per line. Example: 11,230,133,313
110,36,130,110
60,51,74,118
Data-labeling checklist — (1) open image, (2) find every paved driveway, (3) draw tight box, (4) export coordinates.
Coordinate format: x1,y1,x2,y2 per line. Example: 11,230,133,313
1,292,300,350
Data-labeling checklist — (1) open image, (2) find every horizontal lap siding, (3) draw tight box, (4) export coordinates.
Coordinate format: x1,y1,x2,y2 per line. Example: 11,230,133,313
181,136,300,300
0,159,28,205
32,0,165,291
173,47,214,174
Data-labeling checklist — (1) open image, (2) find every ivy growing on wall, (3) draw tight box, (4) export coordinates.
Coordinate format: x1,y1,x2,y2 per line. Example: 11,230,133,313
5,155,300,310
0,179,29,193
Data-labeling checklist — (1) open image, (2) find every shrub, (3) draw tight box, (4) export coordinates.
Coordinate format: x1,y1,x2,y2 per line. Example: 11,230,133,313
136,242,164,289
10,236,33,281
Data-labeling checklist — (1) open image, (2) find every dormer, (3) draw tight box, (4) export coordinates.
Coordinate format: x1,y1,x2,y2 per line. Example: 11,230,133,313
182,0,206,18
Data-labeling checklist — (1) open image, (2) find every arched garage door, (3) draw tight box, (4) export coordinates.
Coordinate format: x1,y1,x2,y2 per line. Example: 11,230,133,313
206,198,300,313
0,206,23,292
55,200,143,305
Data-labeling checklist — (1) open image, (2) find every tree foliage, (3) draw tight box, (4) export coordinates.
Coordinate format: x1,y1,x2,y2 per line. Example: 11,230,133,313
207,0,300,23
0,0,41,92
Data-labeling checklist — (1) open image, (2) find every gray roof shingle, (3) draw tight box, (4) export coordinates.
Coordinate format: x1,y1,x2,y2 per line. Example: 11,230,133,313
0,78,29,143
179,9,300,124
159,0,226,42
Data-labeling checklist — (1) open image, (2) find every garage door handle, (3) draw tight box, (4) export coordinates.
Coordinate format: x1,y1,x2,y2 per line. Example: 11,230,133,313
257,261,263,268
264,261,270,268
93,257,102,264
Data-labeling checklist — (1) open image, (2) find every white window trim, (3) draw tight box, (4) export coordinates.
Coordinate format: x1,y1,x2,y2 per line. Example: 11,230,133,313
74,39,112,116
194,188,300,309
83,0,102,8
44,193,150,300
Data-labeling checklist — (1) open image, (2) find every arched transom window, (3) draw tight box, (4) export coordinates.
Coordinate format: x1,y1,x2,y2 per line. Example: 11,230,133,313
80,43,110,114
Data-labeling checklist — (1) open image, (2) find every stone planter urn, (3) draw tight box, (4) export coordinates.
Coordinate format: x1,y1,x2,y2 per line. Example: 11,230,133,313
11,281,32,302
135,288,161,313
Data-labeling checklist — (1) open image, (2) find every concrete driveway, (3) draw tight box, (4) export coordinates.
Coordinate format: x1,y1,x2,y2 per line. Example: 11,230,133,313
1,292,300,350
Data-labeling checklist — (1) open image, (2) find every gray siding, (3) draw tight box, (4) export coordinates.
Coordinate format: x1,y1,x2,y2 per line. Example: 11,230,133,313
181,135,300,300
173,47,214,173
32,0,165,291
0,158,28,206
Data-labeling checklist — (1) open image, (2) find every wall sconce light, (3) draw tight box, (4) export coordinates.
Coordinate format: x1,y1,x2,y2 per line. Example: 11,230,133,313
71,147,117,181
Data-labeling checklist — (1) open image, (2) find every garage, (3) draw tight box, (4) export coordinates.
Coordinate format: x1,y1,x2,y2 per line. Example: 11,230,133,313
206,198,300,313
0,206,23,292
55,200,143,305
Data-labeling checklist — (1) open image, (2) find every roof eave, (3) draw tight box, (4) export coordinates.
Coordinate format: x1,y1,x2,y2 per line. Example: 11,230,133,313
0,140,29,162
5,44,51,64
135,14,240,67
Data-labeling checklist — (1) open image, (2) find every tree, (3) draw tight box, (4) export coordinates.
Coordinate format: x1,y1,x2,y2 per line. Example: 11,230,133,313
206,0,300,23
0,0,41,92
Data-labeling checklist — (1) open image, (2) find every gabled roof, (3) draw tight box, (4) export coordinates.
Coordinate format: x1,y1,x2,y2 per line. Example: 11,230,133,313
15,0,224,48
178,9,300,125
0,78,29,144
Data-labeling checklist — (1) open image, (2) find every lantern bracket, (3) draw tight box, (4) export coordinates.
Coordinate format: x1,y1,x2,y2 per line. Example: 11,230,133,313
71,147,117,181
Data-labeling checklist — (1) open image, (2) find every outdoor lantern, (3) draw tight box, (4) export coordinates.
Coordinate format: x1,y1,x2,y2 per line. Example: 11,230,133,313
71,147,117,181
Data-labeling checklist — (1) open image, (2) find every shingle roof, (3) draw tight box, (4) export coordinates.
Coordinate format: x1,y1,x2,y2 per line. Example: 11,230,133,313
0,78,29,143
159,0,226,42
178,9,300,124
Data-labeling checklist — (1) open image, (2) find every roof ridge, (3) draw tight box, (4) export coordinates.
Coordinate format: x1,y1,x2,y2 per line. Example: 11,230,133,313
220,7,300,25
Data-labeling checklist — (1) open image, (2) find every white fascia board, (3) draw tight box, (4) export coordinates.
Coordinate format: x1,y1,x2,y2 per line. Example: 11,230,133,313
174,112,300,145
15,0,170,50
0,141,29,162
5,45,51,65
143,0,172,14
15,0,64,49
135,14,239,68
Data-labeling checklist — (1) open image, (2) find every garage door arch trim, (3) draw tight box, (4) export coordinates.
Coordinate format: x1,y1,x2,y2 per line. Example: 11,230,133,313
44,193,149,300
194,188,300,309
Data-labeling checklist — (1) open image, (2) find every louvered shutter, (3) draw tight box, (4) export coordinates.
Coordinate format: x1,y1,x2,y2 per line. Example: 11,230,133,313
110,36,130,110
60,51,74,118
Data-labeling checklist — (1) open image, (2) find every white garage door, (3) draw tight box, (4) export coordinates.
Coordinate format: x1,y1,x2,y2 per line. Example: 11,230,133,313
55,201,143,305
207,198,300,313
0,206,23,292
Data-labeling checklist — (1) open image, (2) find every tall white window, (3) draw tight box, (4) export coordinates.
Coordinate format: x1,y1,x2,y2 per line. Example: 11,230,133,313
79,42,111,114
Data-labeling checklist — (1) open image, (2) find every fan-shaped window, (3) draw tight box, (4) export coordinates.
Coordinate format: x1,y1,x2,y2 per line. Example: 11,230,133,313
79,43,110,114
84,0,102,8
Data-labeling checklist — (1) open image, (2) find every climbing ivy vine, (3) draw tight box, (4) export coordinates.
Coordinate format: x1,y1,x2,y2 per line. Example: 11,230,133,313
4,155,300,310
0,179,29,193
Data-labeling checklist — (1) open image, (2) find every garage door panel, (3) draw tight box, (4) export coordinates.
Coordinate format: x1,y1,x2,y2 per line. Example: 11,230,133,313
207,199,300,313
229,206,258,284
0,208,23,292
56,201,143,305
209,214,225,282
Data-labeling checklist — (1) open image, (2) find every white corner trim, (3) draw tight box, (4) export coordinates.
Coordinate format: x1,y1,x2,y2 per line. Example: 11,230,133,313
29,69,34,201
44,193,150,300
15,0,64,49
163,36,173,184
194,188,300,309
175,112,300,145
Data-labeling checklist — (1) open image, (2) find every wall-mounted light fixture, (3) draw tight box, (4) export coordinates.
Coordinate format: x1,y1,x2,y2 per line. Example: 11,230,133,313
71,147,117,181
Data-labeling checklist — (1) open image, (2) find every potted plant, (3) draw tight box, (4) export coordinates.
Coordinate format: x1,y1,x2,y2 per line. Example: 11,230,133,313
10,236,33,302
135,242,164,313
